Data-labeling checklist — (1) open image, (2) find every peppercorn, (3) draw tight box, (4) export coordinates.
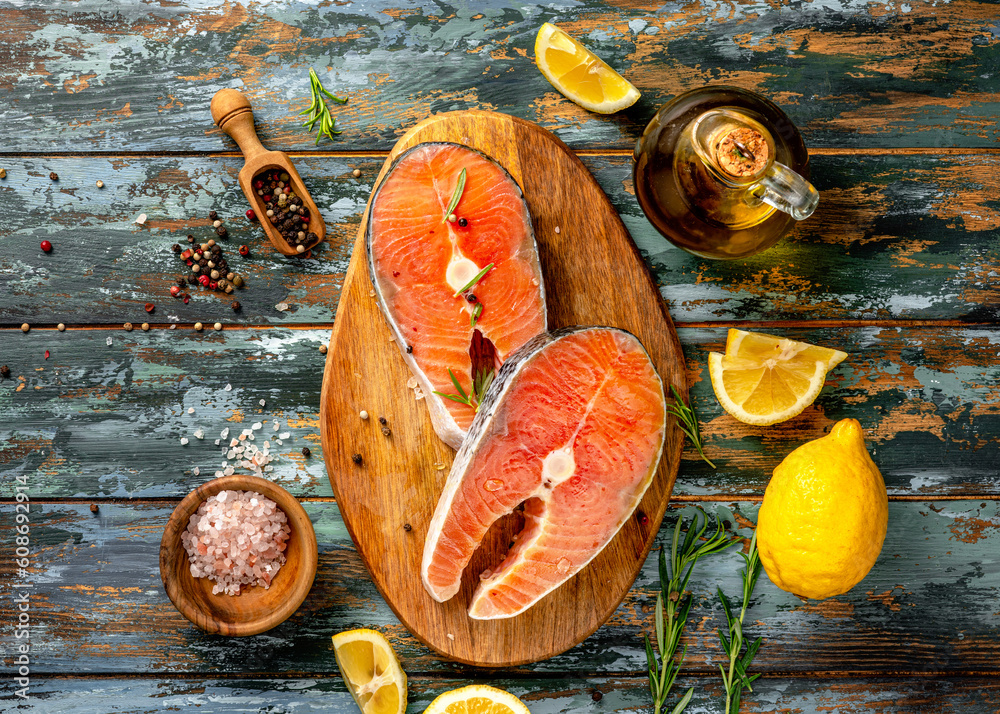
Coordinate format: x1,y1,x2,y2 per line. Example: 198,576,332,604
208,210,217,220
352,168,361,178
466,294,476,303
170,285,181,297
187,234,195,243
213,322,222,331
246,208,256,221
406,345,413,354
171,244,181,253
0,365,10,379
187,276,197,286
296,245,306,254
379,416,387,425
458,217,468,227
0,168,6,179
233,276,245,289
177,277,187,288
403,523,412,532
381,426,391,437
591,691,603,702
194,322,203,331
141,323,150,331
144,303,155,313
238,245,249,256
352,453,363,465
90,503,99,513
319,344,328,355
57,323,65,331
40,240,53,253
20,323,29,333
216,227,228,238
231,301,241,311
49,171,58,181
96,180,104,189
301,447,311,457
124,322,133,332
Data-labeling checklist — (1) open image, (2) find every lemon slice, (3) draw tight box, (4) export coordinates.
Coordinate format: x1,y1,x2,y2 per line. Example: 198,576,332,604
534,22,640,114
708,329,847,426
423,684,532,714
331,629,407,714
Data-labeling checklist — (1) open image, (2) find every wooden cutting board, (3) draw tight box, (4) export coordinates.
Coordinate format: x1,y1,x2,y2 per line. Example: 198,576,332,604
320,110,686,667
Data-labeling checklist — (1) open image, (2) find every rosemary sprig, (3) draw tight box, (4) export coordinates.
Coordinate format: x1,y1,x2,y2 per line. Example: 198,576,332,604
470,302,483,329
665,384,715,469
453,262,494,297
443,168,467,222
646,510,736,714
298,68,347,145
716,530,764,714
433,366,495,413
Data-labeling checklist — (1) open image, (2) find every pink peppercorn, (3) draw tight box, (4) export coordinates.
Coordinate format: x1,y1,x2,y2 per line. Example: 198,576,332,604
40,240,53,252
209,280,218,290
246,208,256,221
300,215,309,223
170,285,181,297
263,194,272,202
283,186,290,194
253,180,263,190
199,275,210,287
238,245,249,257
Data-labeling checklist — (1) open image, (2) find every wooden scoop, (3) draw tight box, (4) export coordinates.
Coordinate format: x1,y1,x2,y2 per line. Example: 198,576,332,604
210,89,325,257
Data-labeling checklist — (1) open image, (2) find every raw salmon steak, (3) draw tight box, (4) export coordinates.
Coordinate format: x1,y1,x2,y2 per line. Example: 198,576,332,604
367,142,547,449
421,327,667,619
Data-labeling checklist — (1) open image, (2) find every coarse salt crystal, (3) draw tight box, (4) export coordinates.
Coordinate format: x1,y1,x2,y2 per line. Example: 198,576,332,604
194,429,204,440
193,466,200,476
227,449,237,459
221,427,229,439
180,437,189,445
224,383,232,391
279,432,290,440
406,376,418,389
215,470,223,478
554,225,560,234
275,302,289,312
259,399,266,407
273,422,279,431
135,213,147,225
187,407,195,414
214,439,220,446
275,439,283,445
106,336,113,346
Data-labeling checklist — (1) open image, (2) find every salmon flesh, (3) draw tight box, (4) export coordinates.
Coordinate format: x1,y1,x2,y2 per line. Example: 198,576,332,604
421,327,667,619
367,142,547,449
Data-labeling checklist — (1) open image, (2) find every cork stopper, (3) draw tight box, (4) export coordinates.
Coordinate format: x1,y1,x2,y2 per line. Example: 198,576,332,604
716,127,769,178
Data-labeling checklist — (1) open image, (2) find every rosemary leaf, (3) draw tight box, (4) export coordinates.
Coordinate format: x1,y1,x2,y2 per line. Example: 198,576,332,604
665,384,715,469
453,263,495,298
717,529,764,714
300,68,347,145
443,168,467,221
470,301,483,328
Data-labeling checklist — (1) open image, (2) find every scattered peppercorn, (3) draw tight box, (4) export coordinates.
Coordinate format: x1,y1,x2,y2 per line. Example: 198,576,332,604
403,523,412,532
352,168,361,178
301,447,311,457
231,301,241,312
96,180,104,189
57,323,65,331
209,210,217,220
49,171,58,181
0,168,6,179
194,322,203,331
352,453,363,465
216,227,228,238
40,240,53,253
170,285,181,297
591,691,603,702
637,510,649,526
233,276,245,288
144,303,155,314
90,503,99,513
319,344,328,354
406,345,413,354
20,323,29,333
187,234,195,243
381,426,391,437
213,322,222,331
0,365,10,379
458,217,468,227
246,209,256,221
447,213,457,223
44,350,49,360
379,416,387,425
466,294,476,303
238,245,249,257
141,323,150,331
171,244,181,254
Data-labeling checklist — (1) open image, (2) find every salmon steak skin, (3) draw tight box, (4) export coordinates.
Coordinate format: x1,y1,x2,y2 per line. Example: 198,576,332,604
366,142,547,450
421,326,668,619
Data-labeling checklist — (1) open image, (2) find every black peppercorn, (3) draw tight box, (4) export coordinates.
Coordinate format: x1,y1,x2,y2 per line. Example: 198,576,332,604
307,232,318,242
403,523,412,532
208,210,217,220
231,301,241,312
216,227,228,238
381,426,391,437
187,235,195,243
49,171,58,181
352,453,363,465
301,447,311,457
187,275,198,285
406,345,413,354
458,217,468,227
466,294,476,303
378,416,387,425
90,503,99,513
0,365,10,379
171,244,181,253
592,691,603,702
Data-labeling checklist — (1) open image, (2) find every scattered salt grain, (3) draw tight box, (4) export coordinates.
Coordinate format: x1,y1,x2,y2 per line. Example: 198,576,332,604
193,466,200,476
275,302,289,312
194,429,204,440
275,439,283,445
180,437,189,445
360,410,369,420
259,399,266,407
252,422,262,431
215,470,224,478
406,376,418,389
135,213,147,225
187,407,195,414
106,336,113,346
214,439,220,446
554,225,560,234
279,432,290,440
447,633,455,641
224,383,232,391
273,421,280,431
221,427,230,439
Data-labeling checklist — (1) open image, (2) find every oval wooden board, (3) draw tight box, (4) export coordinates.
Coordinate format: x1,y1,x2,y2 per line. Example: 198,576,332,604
320,110,686,667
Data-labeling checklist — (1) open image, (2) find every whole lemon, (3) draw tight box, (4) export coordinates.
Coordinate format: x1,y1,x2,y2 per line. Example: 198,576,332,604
757,418,887,600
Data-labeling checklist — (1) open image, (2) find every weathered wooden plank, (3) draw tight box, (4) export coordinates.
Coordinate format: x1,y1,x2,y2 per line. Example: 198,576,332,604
1,0,998,152
2,154,999,326
10,675,1000,713
2,501,1000,675
1,326,998,499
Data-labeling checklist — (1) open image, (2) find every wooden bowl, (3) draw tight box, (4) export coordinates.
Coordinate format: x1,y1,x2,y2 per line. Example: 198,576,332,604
159,474,318,636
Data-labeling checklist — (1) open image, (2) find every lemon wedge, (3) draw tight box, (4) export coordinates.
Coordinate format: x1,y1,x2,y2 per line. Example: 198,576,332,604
534,22,640,114
708,329,847,426
423,684,532,714
331,629,407,714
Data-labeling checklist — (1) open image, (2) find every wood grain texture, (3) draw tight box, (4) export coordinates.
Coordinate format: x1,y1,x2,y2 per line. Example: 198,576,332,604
13,676,1000,713
1,0,998,152
320,111,686,666
5,501,1000,676
1,153,998,326
1,325,997,500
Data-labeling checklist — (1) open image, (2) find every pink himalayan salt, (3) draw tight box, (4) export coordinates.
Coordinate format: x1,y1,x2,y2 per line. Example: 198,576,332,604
180,489,290,596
